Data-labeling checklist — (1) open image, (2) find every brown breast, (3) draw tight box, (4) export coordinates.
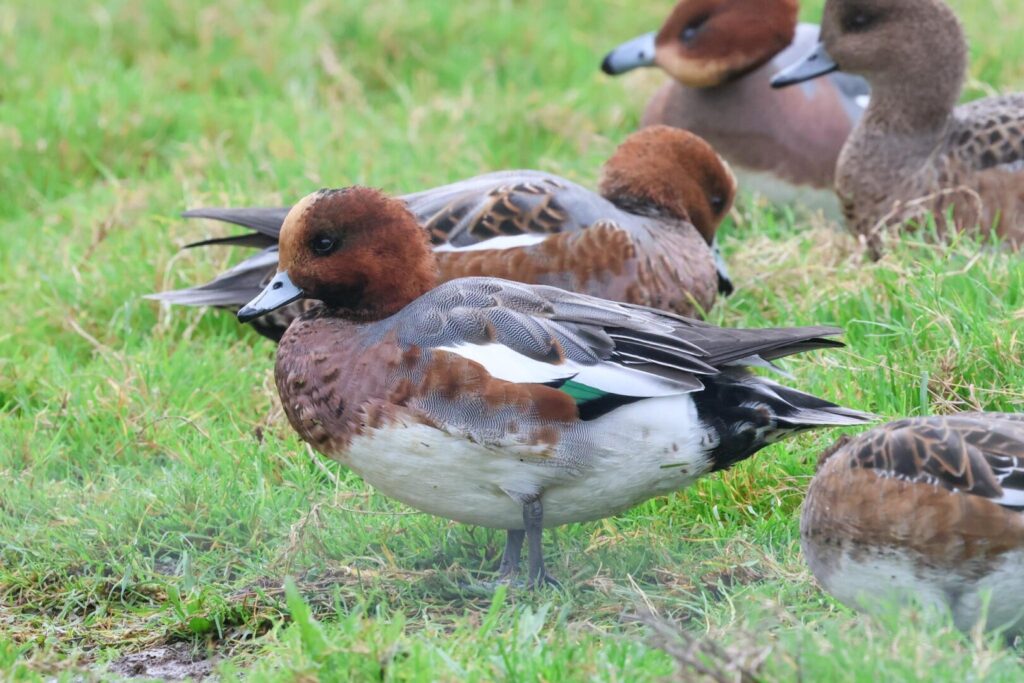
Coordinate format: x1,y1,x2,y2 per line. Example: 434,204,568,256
274,315,581,457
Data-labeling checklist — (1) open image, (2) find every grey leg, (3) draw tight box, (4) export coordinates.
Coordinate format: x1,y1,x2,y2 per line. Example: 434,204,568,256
523,498,560,588
497,529,524,580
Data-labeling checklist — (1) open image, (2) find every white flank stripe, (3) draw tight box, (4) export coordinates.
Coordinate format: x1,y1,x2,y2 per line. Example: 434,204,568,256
436,343,692,397
994,487,1024,507
432,233,550,253
1000,159,1024,174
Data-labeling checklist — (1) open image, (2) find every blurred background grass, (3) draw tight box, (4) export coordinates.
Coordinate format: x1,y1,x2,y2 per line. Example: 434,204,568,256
2,0,1024,680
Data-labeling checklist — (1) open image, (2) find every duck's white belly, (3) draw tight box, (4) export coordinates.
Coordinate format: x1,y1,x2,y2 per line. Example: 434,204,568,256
808,544,1024,635
334,395,713,529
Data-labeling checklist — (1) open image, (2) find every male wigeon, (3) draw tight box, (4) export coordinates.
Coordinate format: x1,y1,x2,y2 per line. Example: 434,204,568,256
235,185,871,586
773,0,1024,255
151,127,736,342
803,414,1024,635
601,0,869,217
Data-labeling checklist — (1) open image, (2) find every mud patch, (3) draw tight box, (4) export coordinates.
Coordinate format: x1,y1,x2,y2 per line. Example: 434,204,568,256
108,642,215,680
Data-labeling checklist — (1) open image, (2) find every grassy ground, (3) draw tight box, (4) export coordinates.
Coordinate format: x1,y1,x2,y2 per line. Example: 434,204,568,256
3,0,1024,680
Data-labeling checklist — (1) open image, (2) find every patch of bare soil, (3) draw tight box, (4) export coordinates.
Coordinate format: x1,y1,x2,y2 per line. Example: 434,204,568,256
108,642,215,681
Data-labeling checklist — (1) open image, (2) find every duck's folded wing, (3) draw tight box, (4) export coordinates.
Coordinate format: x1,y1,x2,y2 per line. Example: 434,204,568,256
379,277,846,399
848,413,1024,510
954,94,1024,173
158,172,616,309
176,172,610,252
402,171,615,248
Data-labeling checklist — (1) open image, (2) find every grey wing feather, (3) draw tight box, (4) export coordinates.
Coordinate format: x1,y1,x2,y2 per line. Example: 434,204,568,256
829,71,870,119
379,277,851,392
402,171,621,247
146,249,279,307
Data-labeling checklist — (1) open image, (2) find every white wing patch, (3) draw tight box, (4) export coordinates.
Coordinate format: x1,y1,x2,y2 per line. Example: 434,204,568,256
435,343,694,397
993,487,1024,508
432,233,550,253
999,159,1024,174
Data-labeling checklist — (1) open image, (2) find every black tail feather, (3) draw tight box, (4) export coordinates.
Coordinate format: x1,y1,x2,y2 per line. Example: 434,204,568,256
694,373,873,472
182,206,290,239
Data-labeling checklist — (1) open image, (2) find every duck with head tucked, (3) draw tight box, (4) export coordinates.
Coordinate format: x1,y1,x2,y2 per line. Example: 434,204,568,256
151,127,736,342
601,0,869,217
803,414,1024,636
773,0,1024,255
235,186,871,587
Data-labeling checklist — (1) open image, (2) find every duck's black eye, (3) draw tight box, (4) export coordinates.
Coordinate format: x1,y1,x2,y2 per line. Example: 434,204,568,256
680,15,709,43
709,195,726,213
843,10,876,32
311,235,338,256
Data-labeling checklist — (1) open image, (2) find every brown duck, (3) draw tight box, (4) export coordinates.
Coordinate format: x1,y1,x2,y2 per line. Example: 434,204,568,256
773,0,1024,255
803,413,1024,635
150,127,737,341
602,0,869,218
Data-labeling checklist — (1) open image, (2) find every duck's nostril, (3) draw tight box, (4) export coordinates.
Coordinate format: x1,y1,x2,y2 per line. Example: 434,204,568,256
272,281,283,290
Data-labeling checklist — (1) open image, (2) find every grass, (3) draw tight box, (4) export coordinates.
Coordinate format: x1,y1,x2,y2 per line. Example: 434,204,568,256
3,0,1024,679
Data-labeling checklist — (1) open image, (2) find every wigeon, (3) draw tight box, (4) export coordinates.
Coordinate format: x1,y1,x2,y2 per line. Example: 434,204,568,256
601,0,869,217
803,414,1024,635
773,0,1024,256
235,186,871,586
151,127,737,341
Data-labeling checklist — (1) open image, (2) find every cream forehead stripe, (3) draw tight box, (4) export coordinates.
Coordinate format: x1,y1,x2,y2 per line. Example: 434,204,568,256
282,193,318,235
277,192,320,260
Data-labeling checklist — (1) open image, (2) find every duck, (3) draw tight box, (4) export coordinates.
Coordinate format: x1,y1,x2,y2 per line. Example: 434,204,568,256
150,126,737,342
803,413,1024,634
601,0,869,218
772,0,1024,256
234,185,872,587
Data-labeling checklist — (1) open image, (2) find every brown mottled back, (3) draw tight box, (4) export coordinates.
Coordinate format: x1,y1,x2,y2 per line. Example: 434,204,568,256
436,218,718,317
805,413,1024,570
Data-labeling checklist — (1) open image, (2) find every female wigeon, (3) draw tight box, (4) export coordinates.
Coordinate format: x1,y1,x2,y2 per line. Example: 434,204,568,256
601,0,869,217
803,414,1024,634
235,185,871,586
773,0,1024,255
151,127,736,341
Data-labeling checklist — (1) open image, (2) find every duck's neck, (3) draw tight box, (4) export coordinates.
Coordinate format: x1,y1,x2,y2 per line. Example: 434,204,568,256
861,80,959,139
842,60,964,186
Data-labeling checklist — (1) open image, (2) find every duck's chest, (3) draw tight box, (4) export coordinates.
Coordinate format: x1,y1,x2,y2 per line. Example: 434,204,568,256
274,319,409,454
